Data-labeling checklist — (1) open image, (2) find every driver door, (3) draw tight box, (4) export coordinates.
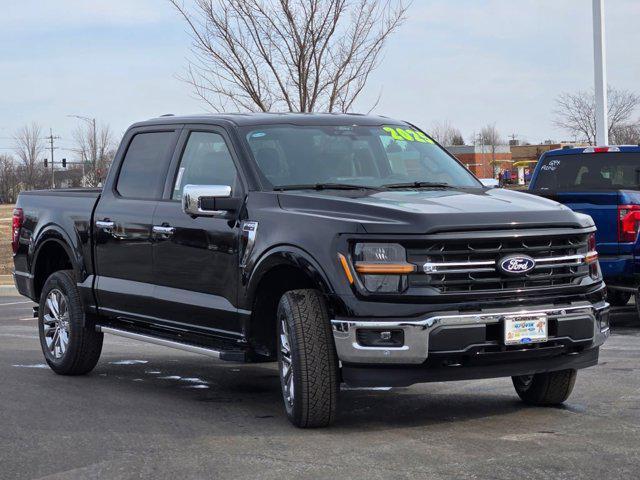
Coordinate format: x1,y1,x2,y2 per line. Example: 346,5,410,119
149,127,245,338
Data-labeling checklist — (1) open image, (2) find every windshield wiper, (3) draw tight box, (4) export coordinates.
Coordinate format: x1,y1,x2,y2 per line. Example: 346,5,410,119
381,181,454,189
273,183,381,191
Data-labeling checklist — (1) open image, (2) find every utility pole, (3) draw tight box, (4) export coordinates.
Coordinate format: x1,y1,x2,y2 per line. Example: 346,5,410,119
593,0,608,145
46,128,60,188
68,114,97,183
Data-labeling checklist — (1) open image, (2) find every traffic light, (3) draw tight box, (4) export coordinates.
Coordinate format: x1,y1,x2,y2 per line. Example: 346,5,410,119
44,158,48,168
62,158,67,168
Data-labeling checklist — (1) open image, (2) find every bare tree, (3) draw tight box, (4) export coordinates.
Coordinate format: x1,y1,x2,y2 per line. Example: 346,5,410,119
0,154,20,203
450,131,465,146
13,123,47,190
429,120,464,146
554,86,640,144
478,123,504,177
169,0,408,112
611,123,640,145
72,121,116,187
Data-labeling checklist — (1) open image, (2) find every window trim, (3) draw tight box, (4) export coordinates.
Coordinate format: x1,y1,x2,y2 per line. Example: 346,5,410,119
162,125,247,202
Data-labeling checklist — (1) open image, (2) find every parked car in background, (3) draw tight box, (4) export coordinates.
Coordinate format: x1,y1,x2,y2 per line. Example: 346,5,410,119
529,145,640,316
13,114,609,427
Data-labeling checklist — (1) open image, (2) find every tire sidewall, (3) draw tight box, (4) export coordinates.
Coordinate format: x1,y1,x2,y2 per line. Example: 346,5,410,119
38,271,85,371
276,293,304,423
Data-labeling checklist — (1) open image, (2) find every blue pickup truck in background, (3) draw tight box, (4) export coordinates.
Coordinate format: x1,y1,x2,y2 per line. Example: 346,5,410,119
529,145,640,316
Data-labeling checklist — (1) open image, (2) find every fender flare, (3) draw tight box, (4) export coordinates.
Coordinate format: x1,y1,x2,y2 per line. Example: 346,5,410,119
245,245,335,302
31,226,83,279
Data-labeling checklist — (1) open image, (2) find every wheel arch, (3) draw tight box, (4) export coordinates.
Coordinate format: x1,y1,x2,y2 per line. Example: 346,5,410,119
245,245,336,358
31,228,80,300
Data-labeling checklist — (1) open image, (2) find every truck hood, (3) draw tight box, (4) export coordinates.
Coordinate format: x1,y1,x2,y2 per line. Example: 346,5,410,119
277,187,592,234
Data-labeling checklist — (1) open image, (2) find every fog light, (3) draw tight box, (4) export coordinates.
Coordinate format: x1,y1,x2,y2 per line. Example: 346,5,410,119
356,329,404,347
599,311,610,332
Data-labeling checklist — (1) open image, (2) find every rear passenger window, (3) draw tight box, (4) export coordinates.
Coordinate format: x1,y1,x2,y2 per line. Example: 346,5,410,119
172,132,239,200
116,132,175,199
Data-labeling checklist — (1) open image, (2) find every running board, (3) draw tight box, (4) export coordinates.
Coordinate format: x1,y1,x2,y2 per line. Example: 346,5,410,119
96,326,247,362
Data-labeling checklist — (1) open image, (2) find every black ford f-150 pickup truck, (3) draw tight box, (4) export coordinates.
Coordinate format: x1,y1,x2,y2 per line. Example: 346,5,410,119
12,113,609,427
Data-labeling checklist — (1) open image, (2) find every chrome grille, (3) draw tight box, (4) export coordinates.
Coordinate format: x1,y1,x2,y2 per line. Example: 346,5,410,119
407,234,590,294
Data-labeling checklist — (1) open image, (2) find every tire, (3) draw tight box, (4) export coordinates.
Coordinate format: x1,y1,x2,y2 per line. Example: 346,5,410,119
277,289,339,428
512,369,577,406
38,270,103,375
608,290,631,307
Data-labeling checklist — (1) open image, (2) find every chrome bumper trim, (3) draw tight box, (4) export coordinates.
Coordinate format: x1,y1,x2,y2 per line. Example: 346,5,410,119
331,301,609,364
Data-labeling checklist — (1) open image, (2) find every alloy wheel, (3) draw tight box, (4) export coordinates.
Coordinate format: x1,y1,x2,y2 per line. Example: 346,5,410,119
279,317,294,407
42,289,70,359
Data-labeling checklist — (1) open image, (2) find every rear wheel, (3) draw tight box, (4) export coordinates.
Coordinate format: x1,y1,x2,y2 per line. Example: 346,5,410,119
277,289,339,428
512,369,577,405
608,290,631,307
38,270,103,375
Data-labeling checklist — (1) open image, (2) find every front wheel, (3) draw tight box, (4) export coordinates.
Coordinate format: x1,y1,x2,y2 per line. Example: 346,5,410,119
277,289,339,428
512,369,577,405
38,270,103,375
608,290,631,307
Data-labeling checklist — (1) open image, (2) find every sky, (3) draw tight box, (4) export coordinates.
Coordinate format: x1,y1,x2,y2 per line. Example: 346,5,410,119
1,0,639,157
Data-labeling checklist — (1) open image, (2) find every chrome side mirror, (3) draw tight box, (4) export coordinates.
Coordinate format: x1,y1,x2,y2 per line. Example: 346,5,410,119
480,178,500,189
182,184,235,217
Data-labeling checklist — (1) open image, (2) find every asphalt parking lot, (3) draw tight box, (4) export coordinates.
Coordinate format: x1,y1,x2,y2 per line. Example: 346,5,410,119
1,290,639,480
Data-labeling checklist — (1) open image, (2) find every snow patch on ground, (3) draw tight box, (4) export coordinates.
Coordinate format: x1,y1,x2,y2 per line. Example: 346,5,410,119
181,377,208,384
109,360,148,365
341,386,392,391
12,364,48,369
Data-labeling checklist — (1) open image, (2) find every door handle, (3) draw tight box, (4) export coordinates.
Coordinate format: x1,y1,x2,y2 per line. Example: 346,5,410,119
152,225,175,236
95,220,115,230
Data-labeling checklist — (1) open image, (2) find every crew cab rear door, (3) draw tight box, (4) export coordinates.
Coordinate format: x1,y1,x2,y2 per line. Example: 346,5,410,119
93,125,181,320
530,150,640,256
148,126,246,338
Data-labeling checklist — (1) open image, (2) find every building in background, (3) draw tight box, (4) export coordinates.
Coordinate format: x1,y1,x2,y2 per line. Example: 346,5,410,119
447,143,586,185
446,145,512,179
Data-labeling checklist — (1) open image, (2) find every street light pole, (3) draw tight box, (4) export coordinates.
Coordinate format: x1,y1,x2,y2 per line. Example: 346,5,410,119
593,0,608,146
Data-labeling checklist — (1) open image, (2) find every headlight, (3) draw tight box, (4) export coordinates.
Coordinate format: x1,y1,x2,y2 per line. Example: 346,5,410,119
353,243,415,293
586,233,600,280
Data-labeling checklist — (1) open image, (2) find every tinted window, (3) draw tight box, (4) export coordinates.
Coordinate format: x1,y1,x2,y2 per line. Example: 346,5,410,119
534,153,640,190
242,125,480,189
172,132,239,200
116,132,175,199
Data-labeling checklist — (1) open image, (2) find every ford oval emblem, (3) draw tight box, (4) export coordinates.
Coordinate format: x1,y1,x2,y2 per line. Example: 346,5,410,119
498,255,536,275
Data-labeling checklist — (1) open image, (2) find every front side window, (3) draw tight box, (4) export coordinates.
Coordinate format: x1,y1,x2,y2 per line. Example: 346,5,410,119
242,124,480,189
172,132,238,200
116,131,175,199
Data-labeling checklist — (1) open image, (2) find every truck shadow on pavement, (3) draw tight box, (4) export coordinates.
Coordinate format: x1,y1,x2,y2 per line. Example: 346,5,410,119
80,356,546,431
55,308,634,432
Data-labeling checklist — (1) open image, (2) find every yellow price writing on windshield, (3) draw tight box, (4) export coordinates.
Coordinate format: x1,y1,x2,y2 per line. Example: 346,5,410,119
382,126,434,144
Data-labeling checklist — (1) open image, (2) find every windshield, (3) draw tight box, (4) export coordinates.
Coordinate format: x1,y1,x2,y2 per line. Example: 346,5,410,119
241,124,481,189
533,153,640,191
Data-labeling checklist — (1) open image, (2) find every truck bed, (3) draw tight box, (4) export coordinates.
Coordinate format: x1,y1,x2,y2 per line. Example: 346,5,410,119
13,188,102,301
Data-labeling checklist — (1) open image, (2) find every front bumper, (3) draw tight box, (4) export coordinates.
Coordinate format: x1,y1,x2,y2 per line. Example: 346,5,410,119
331,300,610,365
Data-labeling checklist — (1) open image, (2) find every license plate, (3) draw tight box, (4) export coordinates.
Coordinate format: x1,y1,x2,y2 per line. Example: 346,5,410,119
504,315,548,345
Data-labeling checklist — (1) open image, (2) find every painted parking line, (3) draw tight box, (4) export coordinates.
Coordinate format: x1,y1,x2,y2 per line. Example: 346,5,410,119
0,301,33,307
